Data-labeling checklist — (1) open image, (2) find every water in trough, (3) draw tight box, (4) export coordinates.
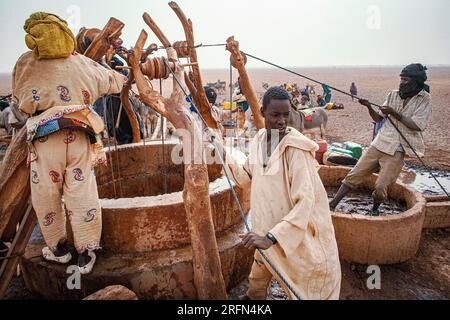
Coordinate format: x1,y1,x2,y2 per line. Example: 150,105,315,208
326,187,406,216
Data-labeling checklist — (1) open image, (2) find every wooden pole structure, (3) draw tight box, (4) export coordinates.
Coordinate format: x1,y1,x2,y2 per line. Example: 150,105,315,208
226,36,265,130
0,127,30,240
142,13,171,48
168,2,220,130
0,203,36,299
120,73,141,143
0,127,34,299
83,17,125,62
184,71,201,111
129,29,227,300
76,19,141,144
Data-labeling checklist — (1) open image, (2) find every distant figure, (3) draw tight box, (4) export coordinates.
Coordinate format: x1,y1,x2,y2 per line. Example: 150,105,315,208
299,95,309,109
93,94,143,145
243,108,257,138
291,93,299,108
317,95,327,107
110,56,129,76
1,95,27,135
207,86,234,125
350,82,358,101
301,85,310,102
309,86,318,108
0,99,11,134
322,84,332,104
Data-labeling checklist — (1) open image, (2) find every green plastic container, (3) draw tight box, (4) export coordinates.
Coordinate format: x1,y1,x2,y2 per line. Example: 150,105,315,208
344,142,363,159
329,146,354,157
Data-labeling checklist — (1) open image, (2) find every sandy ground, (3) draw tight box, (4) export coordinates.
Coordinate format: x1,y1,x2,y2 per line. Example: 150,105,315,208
200,66,450,170
5,228,449,300
230,228,450,300
2,66,450,300
2,66,450,171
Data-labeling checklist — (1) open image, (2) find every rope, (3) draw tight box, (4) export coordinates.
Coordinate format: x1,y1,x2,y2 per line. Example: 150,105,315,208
243,52,450,199
102,96,117,199
162,57,302,300
141,98,152,197
109,97,124,198
156,43,226,51
116,43,226,55
229,58,235,130
160,78,168,194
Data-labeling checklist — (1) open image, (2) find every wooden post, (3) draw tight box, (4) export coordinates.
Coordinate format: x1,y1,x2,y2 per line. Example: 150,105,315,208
120,73,141,143
169,2,220,130
83,17,125,62
0,203,36,299
0,127,30,240
76,18,142,144
226,36,265,130
129,30,227,300
142,13,171,48
184,71,201,110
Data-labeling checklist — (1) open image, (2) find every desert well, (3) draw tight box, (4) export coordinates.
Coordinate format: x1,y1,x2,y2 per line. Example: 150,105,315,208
19,142,253,299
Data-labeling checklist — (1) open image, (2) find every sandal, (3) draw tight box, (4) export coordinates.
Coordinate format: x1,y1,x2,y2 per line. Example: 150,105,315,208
78,251,96,275
42,246,72,264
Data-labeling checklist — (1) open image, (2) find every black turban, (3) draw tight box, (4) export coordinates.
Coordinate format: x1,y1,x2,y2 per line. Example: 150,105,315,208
400,63,430,93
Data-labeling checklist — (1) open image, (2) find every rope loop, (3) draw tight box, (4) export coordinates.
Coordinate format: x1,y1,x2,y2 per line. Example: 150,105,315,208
141,57,171,80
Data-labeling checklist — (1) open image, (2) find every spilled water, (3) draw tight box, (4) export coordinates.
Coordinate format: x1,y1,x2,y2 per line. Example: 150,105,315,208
401,166,450,196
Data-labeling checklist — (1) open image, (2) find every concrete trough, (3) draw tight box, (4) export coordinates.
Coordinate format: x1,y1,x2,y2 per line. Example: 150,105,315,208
319,166,427,265
423,195,450,229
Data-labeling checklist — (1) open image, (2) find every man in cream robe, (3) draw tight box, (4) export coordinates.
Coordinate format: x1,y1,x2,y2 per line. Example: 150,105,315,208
218,86,341,300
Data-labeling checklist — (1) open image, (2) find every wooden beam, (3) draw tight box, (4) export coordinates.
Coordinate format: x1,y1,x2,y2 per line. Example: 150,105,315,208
184,71,201,110
0,127,30,240
129,29,228,300
169,2,220,130
0,203,36,299
120,73,141,143
129,31,168,117
226,36,265,130
83,17,125,62
142,13,171,48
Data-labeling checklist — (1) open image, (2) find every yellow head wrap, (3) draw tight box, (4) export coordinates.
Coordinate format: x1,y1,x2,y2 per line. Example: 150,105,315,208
24,12,76,60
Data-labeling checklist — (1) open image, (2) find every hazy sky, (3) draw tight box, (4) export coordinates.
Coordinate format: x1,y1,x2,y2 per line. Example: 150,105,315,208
1,0,450,72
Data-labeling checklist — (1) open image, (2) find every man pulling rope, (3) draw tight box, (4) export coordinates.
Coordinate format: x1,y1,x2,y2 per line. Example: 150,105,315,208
329,64,432,212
